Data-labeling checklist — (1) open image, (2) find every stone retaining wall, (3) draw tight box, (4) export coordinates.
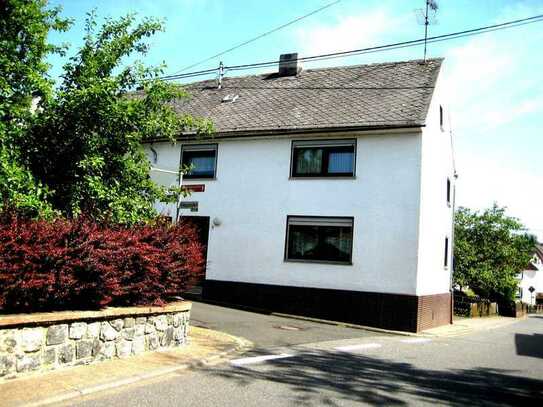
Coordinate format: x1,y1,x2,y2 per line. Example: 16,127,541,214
0,302,191,380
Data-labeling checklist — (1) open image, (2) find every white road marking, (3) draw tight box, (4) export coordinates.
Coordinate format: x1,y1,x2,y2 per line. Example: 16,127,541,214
335,343,382,352
400,338,432,344
230,353,294,366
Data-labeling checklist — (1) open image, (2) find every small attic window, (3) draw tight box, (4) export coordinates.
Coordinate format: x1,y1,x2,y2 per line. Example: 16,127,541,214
222,94,239,103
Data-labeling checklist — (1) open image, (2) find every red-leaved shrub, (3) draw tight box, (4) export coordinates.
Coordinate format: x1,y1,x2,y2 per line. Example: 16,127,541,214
0,212,205,312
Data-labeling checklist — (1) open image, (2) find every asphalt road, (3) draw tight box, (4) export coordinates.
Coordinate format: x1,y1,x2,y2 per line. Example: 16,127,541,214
69,305,543,406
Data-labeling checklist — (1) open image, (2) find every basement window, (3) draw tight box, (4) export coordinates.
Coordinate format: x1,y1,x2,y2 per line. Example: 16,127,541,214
181,144,218,179
291,139,356,178
285,216,353,264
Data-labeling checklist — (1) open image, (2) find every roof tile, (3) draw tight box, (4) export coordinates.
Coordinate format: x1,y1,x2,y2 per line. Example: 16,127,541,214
172,58,443,136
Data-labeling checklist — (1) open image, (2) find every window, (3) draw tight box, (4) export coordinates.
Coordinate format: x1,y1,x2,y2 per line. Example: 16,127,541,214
444,236,449,268
285,216,353,264
439,105,444,129
181,144,217,179
291,140,355,178
446,177,451,206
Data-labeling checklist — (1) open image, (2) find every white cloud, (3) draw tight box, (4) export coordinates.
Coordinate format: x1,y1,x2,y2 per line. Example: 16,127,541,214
456,154,543,241
295,9,408,57
482,96,543,128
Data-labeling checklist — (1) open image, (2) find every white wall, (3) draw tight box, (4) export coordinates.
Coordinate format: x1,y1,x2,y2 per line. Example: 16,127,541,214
146,142,181,220
146,130,425,296
519,255,543,304
416,68,455,296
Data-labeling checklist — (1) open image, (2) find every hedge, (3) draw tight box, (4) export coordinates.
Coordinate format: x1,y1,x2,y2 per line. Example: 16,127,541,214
0,212,205,312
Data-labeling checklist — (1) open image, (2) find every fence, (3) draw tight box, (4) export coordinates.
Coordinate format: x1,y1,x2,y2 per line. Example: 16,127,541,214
528,304,543,314
453,292,498,318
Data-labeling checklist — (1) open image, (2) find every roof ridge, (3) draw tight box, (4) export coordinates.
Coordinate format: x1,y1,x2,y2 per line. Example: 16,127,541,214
181,57,444,88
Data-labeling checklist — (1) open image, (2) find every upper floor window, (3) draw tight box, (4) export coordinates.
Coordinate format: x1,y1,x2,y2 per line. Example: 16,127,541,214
439,105,444,130
291,139,356,178
181,144,217,179
446,177,451,206
285,216,354,264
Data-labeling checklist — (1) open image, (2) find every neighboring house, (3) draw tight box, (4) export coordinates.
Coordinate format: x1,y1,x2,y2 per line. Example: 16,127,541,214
517,244,543,305
143,55,455,333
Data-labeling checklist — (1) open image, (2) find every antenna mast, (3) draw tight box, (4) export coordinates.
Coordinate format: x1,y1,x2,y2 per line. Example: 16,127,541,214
419,0,439,62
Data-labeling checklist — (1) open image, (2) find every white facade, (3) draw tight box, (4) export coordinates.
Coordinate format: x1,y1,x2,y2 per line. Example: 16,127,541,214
416,70,456,295
145,112,454,296
518,253,543,305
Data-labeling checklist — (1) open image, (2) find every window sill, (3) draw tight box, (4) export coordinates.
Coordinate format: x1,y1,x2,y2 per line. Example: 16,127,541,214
284,259,353,266
183,177,217,181
289,176,356,180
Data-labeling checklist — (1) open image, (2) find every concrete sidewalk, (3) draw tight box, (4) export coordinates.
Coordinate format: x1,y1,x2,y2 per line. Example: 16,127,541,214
422,315,523,337
0,326,252,407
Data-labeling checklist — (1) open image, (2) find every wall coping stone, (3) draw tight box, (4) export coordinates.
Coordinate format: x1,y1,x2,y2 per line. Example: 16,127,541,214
0,302,191,329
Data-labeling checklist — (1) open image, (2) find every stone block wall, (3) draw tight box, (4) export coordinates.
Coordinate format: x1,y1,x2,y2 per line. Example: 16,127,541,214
0,305,191,380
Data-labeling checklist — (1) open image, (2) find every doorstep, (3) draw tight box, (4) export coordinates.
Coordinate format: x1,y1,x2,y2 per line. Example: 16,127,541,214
0,326,252,407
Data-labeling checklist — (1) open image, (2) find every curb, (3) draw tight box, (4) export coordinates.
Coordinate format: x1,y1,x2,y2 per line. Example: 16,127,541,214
25,332,253,407
270,312,421,337
421,316,523,338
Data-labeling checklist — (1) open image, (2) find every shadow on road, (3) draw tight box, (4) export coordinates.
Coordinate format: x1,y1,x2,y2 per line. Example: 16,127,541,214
515,333,543,359
210,349,543,406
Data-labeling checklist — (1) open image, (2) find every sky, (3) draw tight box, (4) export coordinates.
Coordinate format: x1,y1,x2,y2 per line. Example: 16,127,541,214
47,0,543,240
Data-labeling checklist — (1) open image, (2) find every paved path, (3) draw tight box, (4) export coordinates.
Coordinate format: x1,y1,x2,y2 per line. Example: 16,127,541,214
68,307,543,406
189,301,387,348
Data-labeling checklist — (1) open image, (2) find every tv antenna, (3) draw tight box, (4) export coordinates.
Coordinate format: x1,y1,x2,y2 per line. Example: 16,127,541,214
415,0,439,61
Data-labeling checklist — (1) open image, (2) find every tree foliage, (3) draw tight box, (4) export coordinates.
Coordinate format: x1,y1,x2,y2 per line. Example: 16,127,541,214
22,11,213,223
453,204,536,301
1,3,212,223
0,0,70,217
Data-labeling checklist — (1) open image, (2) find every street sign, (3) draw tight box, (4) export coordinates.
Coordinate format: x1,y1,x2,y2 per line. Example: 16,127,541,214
179,201,198,212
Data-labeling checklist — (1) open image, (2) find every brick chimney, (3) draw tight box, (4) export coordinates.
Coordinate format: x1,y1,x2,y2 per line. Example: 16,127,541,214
279,53,302,76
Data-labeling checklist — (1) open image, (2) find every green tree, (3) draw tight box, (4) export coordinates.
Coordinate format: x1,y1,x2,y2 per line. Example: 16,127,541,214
0,0,70,217
23,11,212,223
453,204,536,301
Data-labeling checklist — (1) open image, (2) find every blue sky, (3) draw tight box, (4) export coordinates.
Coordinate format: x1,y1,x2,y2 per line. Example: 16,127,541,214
47,0,543,240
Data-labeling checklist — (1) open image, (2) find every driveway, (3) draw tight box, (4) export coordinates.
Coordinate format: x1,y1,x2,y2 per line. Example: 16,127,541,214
189,301,388,348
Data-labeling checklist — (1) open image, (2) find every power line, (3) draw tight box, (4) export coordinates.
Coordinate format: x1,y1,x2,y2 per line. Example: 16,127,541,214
225,13,543,71
169,0,341,75
159,13,543,83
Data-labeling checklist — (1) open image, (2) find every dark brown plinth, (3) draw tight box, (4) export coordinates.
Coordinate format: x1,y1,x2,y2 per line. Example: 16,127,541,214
203,280,451,333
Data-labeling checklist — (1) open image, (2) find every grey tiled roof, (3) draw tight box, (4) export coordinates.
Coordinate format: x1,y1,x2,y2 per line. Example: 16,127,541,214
173,58,443,136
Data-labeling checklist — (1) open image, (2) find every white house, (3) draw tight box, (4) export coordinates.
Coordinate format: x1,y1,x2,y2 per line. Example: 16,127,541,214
517,244,543,305
144,55,455,332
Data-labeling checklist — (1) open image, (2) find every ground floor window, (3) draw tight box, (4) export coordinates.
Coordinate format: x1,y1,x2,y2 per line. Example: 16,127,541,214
285,216,353,264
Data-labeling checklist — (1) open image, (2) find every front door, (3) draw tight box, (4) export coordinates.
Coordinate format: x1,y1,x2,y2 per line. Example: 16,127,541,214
182,216,210,290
